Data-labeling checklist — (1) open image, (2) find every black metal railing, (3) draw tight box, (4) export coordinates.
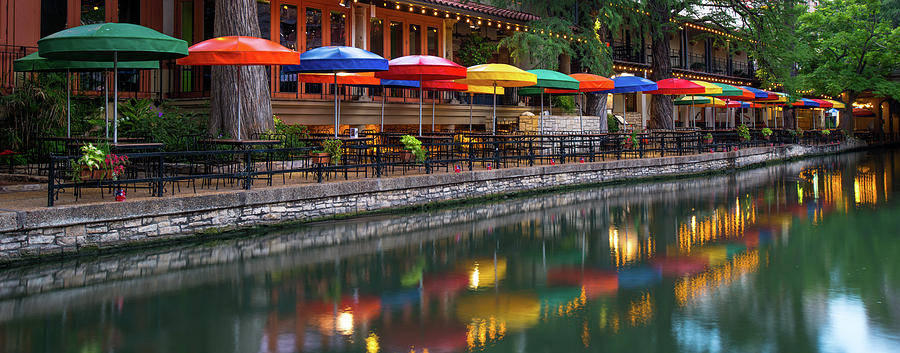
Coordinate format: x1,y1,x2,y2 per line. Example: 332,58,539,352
44,130,846,207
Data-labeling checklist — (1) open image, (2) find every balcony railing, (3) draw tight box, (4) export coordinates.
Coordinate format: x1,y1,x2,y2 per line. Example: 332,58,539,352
1,45,37,92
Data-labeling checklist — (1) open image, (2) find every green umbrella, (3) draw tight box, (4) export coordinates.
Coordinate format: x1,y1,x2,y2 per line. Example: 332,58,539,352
14,52,159,138
38,23,188,143
521,70,579,133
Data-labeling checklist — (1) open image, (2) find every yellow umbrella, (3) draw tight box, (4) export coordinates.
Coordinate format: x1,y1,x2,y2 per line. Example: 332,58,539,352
695,97,729,108
455,293,541,331
457,64,537,133
464,85,505,131
823,99,845,109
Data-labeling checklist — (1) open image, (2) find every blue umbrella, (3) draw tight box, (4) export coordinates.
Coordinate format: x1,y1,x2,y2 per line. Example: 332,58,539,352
345,79,420,132
283,46,388,137
738,86,769,99
601,76,657,130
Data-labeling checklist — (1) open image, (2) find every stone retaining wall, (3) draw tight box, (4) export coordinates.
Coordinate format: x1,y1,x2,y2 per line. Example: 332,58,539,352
0,141,863,264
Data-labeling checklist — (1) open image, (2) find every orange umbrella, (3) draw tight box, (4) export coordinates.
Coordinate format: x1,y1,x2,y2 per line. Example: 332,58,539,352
297,72,381,86
177,36,300,139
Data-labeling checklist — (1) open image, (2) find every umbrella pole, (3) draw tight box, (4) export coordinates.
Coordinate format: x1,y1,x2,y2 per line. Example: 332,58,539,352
431,93,435,132
113,53,118,144
690,95,694,129
380,85,385,132
469,93,473,131
579,92,584,133
237,68,243,140
66,69,71,138
539,91,544,134
104,70,109,138
334,73,338,138
418,81,423,136
492,83,497,134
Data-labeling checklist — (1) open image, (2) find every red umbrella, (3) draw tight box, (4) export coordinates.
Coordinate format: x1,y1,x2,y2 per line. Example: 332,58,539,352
811,99,833,108
643,78,705,95
177,36,300,139
376,55,467,135
423,80,468,132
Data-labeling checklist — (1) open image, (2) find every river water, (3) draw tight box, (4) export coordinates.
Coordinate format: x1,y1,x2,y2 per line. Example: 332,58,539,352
1,149,899,353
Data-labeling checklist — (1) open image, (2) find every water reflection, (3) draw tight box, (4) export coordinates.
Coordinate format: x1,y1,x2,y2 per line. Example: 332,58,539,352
2,150,900,353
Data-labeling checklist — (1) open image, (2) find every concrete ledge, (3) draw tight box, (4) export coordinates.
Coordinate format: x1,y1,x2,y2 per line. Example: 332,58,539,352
0,141,865,263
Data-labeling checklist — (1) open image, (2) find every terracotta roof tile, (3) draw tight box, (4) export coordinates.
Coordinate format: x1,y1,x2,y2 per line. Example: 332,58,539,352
415,0,540,22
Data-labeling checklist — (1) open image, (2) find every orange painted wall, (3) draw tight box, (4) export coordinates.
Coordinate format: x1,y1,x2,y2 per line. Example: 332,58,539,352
1,0,42,47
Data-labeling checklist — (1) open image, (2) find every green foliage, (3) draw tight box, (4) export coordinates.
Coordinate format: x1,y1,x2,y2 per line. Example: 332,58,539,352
704,133,713,140
0,73,67,151
498,18,574,70
821,129,831,135
76,143,107,171
797,0,900,100
273,116,309,138
400,135,426,162
114,99,207,152
737,124,751,141
457,33,497,67
761,128,773,137
622,130,639,147
321,139,343,164
551,95,576,114
607,114,620,133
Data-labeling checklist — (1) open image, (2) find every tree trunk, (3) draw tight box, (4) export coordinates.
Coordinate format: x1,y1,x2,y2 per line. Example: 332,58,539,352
783,106,796,130
874,99,885,139
209,0,273,138
647,1,675,130
840,91,857,134
586,93,609,132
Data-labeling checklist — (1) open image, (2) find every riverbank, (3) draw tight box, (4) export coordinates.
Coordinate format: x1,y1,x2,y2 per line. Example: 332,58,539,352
0,141,866,264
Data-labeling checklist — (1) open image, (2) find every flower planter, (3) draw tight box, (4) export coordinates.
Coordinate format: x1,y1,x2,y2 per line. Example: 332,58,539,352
309,152,331,165
623,141,634,150
703,138,714,144
79,169,112,181
763,135,771,140
400,150,415,162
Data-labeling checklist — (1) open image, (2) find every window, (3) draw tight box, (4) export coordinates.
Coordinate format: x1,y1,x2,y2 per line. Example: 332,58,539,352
390,21,403,58
369,19,384,57
306,8,322,50
119,0,141,24
330,11,346,46
280,4,298,92
408,24,420,55
203,0,215,40
280,5,298,49
257,1,270,40
81,0,105,25
179,1,194,43
40,0,67,37
427,27,438,56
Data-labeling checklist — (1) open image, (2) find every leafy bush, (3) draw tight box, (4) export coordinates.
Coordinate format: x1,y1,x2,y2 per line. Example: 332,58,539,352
457,33,497,67
321,139,343,164
761,127,773,137
704,133,713,140
607,114,620,133
552,95,576,114
0,73,67,152
622,130,639,147
400,135,426,162
114,98,207,151
737,124,751,141
821,129,831,135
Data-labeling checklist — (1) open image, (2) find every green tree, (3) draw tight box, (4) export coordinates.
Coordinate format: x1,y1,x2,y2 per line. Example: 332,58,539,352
797,0,900,133
456,33,499,67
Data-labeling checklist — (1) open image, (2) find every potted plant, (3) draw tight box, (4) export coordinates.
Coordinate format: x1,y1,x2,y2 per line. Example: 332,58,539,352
104,153,129,201
736,124,751,141
400,135,426,163
703,133,714,144
761,127,773,140
72,143,110,181
821,129,831,136
622,131,639,149
309,150,331,164
321,139,343,165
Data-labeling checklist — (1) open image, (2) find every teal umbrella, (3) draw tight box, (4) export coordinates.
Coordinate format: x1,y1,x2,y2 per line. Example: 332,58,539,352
13,52,159,138
521,70,579,133
38,23,188,143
